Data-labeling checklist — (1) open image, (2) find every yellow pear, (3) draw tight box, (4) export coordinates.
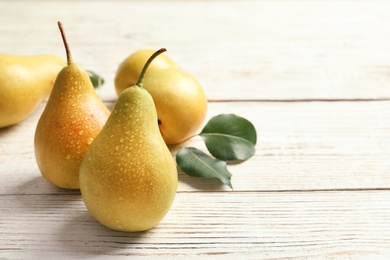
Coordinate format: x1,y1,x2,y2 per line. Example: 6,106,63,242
143,68,208,144
34,22,110,189
80,48,178,232
114,49,177,96
0,54,65,128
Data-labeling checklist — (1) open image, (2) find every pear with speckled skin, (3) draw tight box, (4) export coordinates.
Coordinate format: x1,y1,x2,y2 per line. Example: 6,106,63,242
34,22,110,189
79,48,178,232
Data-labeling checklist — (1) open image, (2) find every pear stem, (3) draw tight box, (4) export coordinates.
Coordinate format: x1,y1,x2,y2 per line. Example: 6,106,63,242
57,21,73,65
136,48,167,87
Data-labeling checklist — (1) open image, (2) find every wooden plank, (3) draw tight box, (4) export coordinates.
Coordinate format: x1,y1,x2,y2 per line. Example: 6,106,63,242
1,191,389,258
1,101,389,195
1,1,390,101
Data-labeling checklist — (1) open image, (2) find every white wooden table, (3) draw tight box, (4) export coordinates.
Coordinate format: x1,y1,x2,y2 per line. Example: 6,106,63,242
1,1,390,259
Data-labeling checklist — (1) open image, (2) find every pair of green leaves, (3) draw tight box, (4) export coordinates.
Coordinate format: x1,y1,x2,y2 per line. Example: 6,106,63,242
176,114,257,189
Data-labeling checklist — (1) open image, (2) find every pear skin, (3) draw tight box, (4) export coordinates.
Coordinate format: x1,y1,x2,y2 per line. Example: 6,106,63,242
143,68,208,144
34,22,110,189
0,54,66,128
114,49,177,96
80,49,178,232
80,86,178,232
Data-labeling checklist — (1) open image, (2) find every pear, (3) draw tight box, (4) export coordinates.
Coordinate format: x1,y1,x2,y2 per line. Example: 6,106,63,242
79,48,178,232
34,22,110,189
143,68,208,144
0,54,66,128
114,49,177,96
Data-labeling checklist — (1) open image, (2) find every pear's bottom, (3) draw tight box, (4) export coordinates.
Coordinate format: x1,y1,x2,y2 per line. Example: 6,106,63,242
81,190,177,232
80,170,178,232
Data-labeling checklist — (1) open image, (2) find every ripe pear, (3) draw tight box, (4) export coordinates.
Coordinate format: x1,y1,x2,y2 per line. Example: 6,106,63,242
114,49,177,96
79,48,178,232
0,54,66,128
34,22,110,189
143,68,208,144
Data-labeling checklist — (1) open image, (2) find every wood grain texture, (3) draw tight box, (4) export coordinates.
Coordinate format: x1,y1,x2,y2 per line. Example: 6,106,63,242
1,1,390,101
1,191,390,259
1,101,390,195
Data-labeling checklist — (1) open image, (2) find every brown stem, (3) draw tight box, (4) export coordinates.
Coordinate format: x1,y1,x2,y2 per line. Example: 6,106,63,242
136,48,167,87
57,21,73,65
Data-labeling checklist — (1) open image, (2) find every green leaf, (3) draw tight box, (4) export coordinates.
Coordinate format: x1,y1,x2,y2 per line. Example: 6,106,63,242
87,70,105,88
176,147,233,189
199,114,257,161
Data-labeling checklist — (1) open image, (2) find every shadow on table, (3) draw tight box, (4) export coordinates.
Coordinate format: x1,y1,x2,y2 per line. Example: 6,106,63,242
15,175,80,195
0,123,20,139
13,177,151,256
177,169,233,191
58,210,152,256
